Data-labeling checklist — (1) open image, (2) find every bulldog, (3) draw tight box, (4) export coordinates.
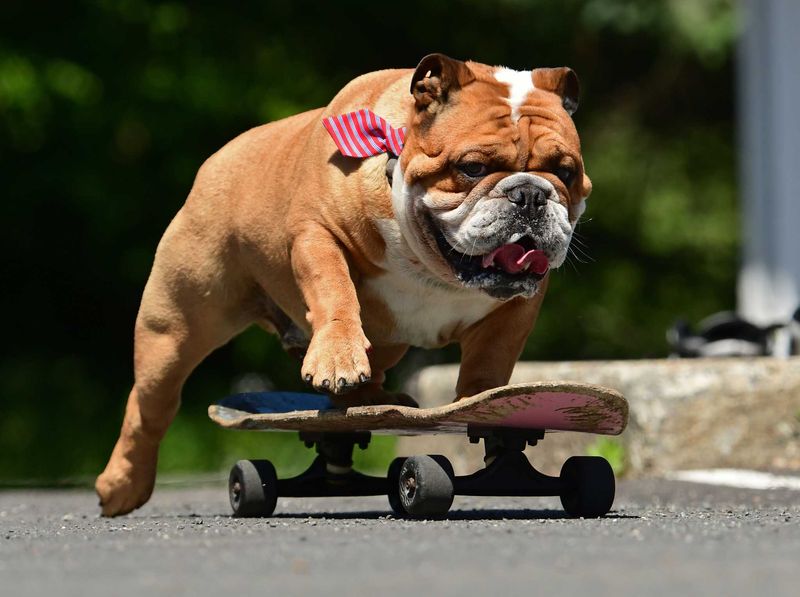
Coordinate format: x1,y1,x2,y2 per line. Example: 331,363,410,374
96,54,592,516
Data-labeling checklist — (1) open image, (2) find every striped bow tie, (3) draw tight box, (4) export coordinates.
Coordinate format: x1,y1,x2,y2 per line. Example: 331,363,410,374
323,109,406,158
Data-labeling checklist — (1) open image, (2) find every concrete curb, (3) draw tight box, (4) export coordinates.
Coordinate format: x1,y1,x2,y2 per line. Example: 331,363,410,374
398,357,800,477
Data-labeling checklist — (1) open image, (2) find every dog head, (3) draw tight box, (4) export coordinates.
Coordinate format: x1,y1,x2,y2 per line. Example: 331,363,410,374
392,54,591,299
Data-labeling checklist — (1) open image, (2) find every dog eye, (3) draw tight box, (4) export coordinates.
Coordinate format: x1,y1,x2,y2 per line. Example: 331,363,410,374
555,167,575,186
457,162,489,178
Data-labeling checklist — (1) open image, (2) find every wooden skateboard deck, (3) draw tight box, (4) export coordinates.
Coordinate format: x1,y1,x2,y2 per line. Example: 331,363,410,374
208,381,628,436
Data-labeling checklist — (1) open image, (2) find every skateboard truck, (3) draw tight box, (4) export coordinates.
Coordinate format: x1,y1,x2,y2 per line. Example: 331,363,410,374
228,432,389,517
386,430,615,518
300,431,371,472
457,427,564,497
281,432,386,497
467,425,545,457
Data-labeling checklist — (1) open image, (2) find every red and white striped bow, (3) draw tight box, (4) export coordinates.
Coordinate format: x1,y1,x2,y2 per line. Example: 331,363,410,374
322,109,406,158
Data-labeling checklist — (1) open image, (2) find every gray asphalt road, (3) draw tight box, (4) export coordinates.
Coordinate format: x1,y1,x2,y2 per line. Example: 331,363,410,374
1,479,798,597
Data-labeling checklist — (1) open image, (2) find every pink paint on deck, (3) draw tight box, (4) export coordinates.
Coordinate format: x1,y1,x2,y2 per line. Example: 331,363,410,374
489,392,622,433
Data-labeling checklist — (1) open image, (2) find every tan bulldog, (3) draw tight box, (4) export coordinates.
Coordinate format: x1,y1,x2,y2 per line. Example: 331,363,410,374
96,54,592,516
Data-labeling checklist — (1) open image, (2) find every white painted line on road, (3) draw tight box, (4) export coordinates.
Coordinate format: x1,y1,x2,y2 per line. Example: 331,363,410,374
667,469,800,491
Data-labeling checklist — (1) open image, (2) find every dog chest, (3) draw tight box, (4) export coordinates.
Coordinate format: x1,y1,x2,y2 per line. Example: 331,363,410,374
362,270,497,348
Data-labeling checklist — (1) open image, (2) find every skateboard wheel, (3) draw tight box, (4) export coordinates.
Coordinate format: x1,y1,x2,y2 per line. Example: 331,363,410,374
387,457,407,515
398,455,454,518
427,454,455,480
229,459,278,517
559,456,615,518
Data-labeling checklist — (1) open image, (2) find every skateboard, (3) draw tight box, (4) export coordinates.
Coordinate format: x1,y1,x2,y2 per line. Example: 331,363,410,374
208,381,628,519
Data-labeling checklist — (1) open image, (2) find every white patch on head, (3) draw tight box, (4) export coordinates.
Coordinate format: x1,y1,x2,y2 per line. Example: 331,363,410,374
494,67,535,122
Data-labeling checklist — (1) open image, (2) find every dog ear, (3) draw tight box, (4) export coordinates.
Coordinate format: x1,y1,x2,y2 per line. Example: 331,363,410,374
410,53,476,111
532,67,580,115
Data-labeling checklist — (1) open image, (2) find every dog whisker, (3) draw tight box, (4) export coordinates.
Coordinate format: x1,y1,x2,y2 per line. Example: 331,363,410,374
567,244,593,265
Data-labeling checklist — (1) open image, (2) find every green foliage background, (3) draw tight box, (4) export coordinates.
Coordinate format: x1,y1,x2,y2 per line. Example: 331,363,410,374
0,0,739,483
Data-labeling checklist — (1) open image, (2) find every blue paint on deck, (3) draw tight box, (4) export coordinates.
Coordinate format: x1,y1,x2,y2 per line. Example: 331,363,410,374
217,392,334,414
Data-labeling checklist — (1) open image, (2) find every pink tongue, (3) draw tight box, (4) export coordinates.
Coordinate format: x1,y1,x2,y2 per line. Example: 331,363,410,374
481,244,549,275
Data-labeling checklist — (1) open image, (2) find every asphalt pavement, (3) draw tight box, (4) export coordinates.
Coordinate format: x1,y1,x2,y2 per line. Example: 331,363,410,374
1,478,798,596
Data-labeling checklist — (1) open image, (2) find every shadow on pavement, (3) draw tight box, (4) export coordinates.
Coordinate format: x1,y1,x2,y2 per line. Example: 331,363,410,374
265,509,639,521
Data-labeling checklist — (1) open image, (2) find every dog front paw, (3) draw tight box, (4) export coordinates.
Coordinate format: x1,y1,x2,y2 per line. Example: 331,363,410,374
301,321,372,394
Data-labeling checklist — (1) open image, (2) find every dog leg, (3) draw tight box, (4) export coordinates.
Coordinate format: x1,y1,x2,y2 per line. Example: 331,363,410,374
455,277,549,400
96,215,251,516
291,225,373,394
455,281,548,464
96,300,247,517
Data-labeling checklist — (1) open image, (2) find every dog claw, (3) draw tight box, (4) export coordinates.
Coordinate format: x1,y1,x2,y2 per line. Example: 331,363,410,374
321,379,330,389
304,374,312,384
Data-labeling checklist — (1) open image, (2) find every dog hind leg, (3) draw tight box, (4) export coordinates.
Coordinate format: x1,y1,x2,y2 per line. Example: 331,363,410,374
96,218,251,516
95,301,248,517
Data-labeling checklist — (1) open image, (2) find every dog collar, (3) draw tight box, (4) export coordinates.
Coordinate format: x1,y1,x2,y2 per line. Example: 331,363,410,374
323,109,406,158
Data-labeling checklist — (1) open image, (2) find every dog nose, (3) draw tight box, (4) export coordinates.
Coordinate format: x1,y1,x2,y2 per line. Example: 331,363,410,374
507,184,547,210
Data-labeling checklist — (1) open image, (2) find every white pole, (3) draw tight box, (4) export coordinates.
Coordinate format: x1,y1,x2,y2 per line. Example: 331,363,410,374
737,0,800,326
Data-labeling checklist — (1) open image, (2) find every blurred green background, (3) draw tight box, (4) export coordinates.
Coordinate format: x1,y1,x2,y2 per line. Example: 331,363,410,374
0,0,739,484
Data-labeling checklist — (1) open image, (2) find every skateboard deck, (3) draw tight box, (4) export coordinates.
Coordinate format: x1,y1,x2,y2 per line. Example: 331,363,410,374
208,381,628,436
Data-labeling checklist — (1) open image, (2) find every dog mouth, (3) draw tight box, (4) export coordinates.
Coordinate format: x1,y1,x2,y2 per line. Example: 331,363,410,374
479,241,549,275
430,222,549,298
